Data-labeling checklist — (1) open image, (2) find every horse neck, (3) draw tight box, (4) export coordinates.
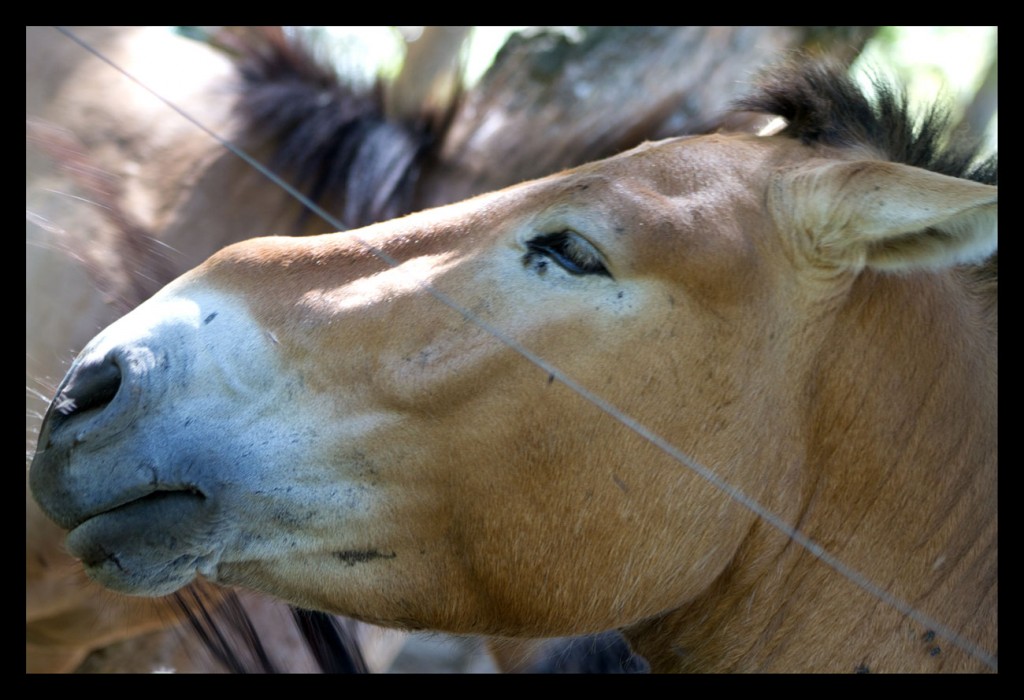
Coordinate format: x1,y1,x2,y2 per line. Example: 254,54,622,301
806,267,997,540
627,266,997,672
806,265,997,515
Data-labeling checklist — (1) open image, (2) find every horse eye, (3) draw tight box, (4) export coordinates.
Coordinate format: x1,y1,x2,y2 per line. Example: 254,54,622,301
525,232,611,278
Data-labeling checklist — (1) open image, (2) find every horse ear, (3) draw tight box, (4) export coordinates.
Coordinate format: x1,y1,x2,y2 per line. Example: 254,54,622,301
771,160,997,271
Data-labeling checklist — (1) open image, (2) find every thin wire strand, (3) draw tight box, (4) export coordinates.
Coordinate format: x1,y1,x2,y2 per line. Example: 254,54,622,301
50,26,997,671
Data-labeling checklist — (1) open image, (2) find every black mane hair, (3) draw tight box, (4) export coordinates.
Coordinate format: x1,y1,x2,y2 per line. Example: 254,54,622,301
172,584,368,674
736,58,997,187
226,27,446,230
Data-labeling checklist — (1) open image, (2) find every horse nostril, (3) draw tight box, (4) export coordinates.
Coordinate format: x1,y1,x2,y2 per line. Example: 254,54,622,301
54,354,123,419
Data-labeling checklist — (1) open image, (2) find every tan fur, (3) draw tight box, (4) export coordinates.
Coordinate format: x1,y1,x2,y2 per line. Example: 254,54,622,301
31,125,996,671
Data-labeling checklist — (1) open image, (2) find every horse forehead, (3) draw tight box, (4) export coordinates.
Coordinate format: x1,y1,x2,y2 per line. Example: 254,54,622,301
201,132,782,292
503,134,780,226
599,133,782,183
559,136,783,234
571,136,782,264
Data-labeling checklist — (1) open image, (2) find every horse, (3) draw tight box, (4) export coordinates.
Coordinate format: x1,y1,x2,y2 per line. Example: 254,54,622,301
31,26,843,673
29,55,997,673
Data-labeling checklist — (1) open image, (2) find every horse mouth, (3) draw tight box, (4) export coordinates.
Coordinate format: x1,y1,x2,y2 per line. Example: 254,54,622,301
67,484,207,532
65,488,217,596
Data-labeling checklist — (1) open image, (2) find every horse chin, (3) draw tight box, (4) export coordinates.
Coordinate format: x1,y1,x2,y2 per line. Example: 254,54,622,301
65,490,219,597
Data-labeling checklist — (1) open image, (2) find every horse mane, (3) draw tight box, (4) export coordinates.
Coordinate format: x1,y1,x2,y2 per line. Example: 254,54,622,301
735,57,997,293
226,27,450,230
735,57,996,185
172,585,368,673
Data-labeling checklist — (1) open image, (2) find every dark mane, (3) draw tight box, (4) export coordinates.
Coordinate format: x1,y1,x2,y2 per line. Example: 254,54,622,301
225,27,446,230
735,58,997,187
